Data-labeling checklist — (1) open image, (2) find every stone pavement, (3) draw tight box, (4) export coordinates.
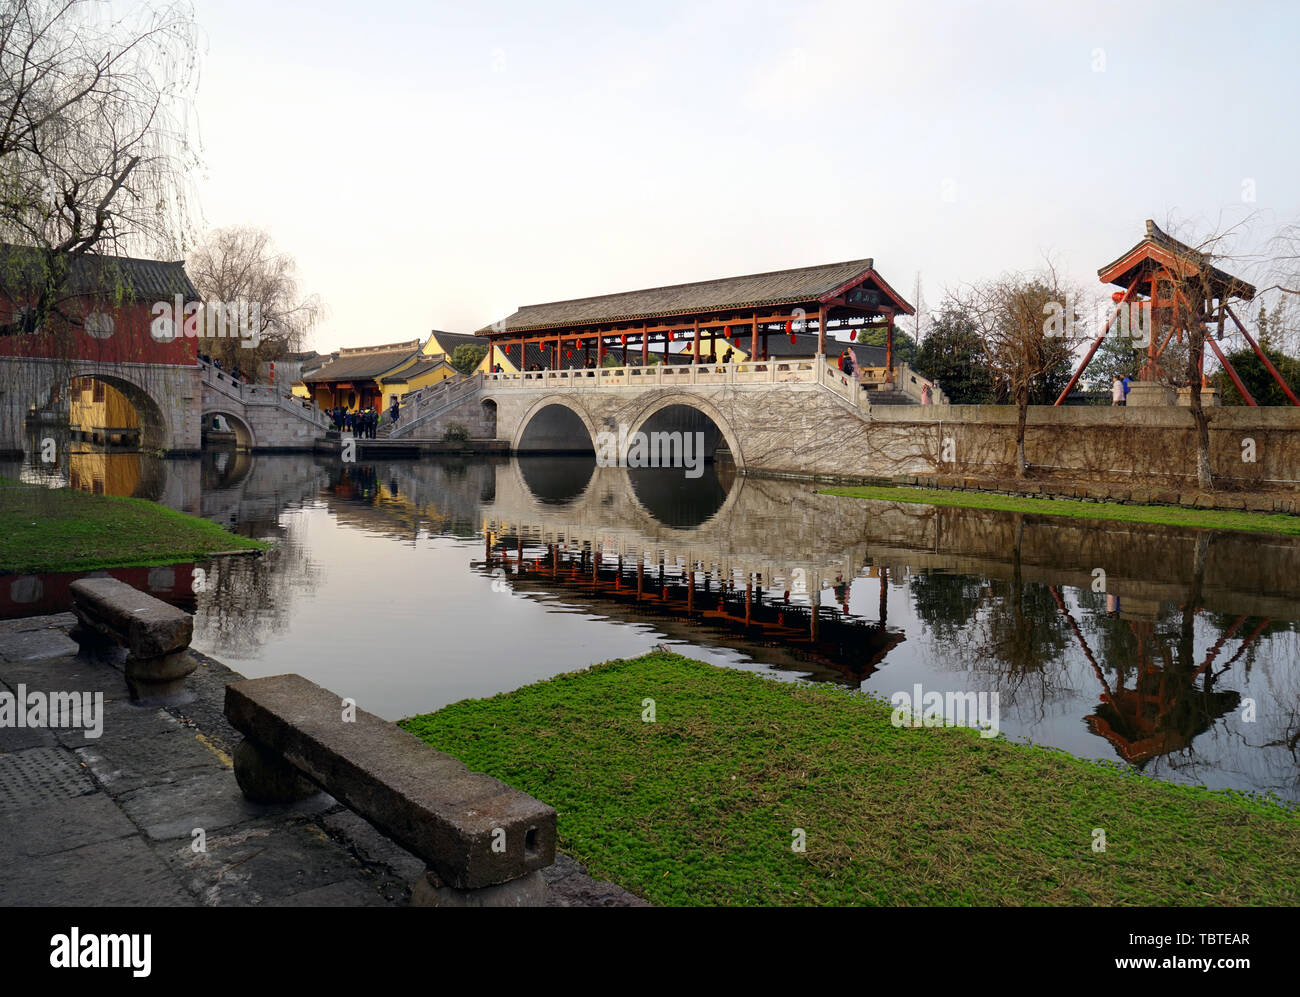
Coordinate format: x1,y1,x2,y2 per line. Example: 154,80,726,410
0,614,646,907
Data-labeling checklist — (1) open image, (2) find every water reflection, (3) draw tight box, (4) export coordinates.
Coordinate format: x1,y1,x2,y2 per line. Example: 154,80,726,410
3,448,1299,799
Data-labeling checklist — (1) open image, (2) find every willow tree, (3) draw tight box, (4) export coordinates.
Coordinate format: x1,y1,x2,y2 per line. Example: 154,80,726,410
0,0,200,320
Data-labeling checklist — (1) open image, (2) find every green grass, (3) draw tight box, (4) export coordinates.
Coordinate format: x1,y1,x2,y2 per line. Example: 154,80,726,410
0,478,265,573
401,653,1300,907
821,484,1300,536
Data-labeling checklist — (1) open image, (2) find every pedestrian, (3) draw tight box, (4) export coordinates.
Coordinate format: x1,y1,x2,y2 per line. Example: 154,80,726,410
722,347,734,364
1121,374,1132,405
842,348,856,377
1111,375,1124,407
921,382,932,405
390,398,400,426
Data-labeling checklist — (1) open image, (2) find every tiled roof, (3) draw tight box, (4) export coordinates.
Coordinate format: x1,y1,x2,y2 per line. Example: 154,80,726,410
480,258,910,335
379,357,454,383
426,330,488,354
303,340,422,382
0,242,199,301
1099,220,1256,299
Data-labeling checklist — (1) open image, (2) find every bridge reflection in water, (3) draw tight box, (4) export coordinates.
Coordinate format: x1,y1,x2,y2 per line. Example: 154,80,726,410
3,448,1298,796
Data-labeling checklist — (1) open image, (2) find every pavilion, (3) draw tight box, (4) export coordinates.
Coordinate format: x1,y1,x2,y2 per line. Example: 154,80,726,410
1057,220,1297,406
477,258,914,375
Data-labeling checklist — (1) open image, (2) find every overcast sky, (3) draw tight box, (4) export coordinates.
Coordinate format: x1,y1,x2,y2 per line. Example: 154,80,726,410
190,0,1300,353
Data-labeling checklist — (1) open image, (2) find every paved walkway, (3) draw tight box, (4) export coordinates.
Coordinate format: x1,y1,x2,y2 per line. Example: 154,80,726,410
0,614,644,907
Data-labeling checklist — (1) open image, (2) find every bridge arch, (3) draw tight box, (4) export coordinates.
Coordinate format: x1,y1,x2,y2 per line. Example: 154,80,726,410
624,393,744,470
201,408,256,450
66,367,172,452
512,395,598,454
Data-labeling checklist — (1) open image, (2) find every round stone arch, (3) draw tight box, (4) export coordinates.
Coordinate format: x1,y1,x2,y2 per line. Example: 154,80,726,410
624,392,745,470
511,395,599,454
201,408,257,450
66,366,172,452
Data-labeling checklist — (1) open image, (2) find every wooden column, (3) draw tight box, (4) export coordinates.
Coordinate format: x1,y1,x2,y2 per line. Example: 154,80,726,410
642,325,648,366
693,319,700,364
597,331,604,367
817,305,826,357
885,312,894,373
487,343,495,372
750,310,758,359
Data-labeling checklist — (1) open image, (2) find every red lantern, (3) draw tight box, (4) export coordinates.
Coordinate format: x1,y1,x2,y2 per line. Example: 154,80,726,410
667,330,675,342
566,349,573,359
850,329,858,341
620,334,627,346
785,320,793,334
1111,291,1125,303
576,339,583,349
723,325,731,339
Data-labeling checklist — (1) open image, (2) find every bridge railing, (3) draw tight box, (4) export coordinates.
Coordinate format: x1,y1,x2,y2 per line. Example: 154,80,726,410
200,360,330,428
483,360,820,388
390,372,485,438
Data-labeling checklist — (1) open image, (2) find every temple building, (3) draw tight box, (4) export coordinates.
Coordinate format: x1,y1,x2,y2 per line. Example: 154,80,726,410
300,338,459,413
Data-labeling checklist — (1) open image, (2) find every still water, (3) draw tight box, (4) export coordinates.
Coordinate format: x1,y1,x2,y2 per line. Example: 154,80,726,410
8,447,1300,801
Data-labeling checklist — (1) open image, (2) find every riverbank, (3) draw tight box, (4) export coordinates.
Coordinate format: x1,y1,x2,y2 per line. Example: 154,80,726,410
0,478,264,573
401,652,1300,906
819,483,1300,536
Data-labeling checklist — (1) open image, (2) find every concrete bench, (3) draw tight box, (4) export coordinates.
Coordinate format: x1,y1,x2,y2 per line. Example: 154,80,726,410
224,673,557,906
69,577,196,701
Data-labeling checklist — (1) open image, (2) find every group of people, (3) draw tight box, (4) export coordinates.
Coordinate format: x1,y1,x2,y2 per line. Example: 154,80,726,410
326,399,400,438
1111,375,1133,406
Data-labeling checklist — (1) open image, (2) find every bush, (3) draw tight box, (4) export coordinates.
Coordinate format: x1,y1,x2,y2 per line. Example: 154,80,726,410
442,422,470,442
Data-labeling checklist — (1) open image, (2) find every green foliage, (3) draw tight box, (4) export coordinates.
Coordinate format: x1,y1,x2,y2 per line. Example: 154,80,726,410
821,485,1300,536
1088,333,1144,386
450,343,487,376
913,305,996,403
401,652,1300,906
441,422,470,442
855,323,918,364
1214,345,1300,406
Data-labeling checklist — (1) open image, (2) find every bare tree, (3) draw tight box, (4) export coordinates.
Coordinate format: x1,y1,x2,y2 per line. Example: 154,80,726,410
0,0,200,326
186,226,323,375
955,263,1080,478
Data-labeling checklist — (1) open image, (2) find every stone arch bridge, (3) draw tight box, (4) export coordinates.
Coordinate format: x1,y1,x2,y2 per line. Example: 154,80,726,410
390,357,923,471
0,356,329,456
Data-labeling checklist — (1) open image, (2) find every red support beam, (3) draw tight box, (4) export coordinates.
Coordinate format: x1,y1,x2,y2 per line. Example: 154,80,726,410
1225,304,1300,406
1205,335,1257,405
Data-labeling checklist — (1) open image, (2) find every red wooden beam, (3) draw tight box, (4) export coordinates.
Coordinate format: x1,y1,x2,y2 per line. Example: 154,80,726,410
1054,281,1142,405
1204,334,1256,405
1224,304,1300,406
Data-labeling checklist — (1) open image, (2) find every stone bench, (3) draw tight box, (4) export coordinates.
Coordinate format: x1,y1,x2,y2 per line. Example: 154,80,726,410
224,673,557,906
69,577,196,702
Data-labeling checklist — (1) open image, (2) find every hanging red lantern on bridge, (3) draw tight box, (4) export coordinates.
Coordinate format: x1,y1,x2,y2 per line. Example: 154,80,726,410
784,320,793,333
576,339,583,349
667,330,675,341
565,349,573,359
620,334,627,346
723,326,731,339
850,329,857,341
1111,291,1125,303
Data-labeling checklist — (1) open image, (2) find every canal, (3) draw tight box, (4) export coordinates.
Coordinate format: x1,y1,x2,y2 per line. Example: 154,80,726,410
6,446,1300,802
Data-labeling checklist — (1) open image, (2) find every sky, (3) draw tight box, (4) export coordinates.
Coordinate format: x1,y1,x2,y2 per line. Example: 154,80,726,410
186,0,1300,353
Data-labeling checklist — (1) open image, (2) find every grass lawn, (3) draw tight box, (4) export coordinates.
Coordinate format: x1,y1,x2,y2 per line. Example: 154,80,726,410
401,653,1300,907
821,484,1300,537
0,478,264,573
